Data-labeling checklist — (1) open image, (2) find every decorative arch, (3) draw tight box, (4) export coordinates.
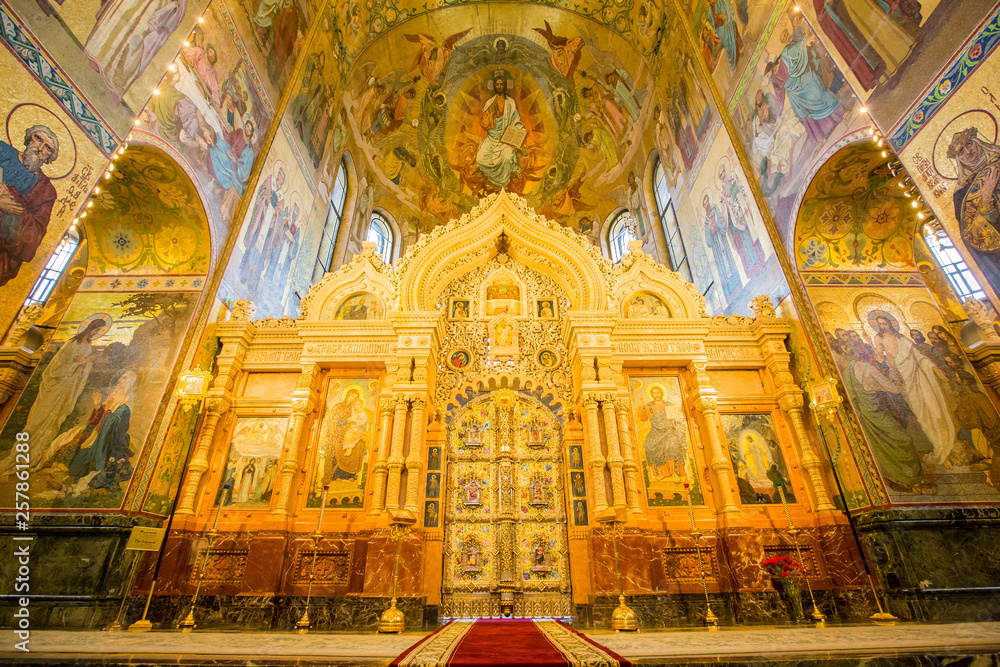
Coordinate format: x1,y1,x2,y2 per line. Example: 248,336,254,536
396,192,612,313
0,144,212,511
791,139,1000,505
613,247,706,319
300,242,396,323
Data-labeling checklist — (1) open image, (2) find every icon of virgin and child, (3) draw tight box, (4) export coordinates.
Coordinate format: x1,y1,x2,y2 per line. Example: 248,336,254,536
322,386,374,484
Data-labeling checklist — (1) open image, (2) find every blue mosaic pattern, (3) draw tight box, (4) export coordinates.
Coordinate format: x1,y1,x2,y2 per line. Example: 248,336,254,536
890,6,1000,152
0,2,119,155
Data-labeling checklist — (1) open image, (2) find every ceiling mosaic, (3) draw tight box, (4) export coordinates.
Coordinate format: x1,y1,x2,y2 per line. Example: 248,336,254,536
336,0,663,64
341,5,653,233
84,147,212,276
794,142,919,273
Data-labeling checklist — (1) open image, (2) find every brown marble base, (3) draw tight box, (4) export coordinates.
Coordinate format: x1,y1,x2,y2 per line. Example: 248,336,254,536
576,589,879,629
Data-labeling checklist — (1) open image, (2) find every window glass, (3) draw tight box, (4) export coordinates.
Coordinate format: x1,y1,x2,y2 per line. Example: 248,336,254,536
608,211,633,264
652,159,692,283
368,212,393,263
924,222,985,301
25,235,79,306
315,160,349,278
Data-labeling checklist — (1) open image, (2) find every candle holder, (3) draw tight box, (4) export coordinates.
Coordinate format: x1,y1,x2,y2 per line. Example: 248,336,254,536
296,486,328,634
178,488,227,632
126,580,156,632
806,382,899,626
378,522,409,633
105,552,142,631
600,520,638,632
776,483,825,627
685,484,718,630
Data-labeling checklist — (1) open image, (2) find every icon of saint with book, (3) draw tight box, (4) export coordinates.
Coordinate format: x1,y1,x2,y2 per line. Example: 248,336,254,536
476,69,527,188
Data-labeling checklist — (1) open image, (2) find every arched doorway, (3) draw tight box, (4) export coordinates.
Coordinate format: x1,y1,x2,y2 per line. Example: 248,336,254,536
441,389,570,618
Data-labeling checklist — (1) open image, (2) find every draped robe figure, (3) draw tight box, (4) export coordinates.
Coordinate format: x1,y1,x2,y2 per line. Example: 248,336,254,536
476,72,525,189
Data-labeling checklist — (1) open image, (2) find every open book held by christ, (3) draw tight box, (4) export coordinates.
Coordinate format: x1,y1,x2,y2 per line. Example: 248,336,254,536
500,124,527,148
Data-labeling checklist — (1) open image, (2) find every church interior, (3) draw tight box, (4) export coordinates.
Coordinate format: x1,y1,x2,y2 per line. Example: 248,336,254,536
2,0,1000,664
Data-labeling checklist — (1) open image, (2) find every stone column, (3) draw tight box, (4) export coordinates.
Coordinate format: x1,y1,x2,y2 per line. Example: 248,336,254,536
614,398,642,513
404,395,427,512
270,393,316,517
601,394,626,510
176,395,231,515
688,361,741,517
778,391,836,512
385,395,410,511
369,397,396,515
758,324,837,513
582,394,609,513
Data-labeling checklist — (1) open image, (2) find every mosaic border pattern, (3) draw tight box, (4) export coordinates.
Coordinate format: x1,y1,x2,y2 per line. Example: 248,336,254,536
0,1,119,155
890,4,1000,151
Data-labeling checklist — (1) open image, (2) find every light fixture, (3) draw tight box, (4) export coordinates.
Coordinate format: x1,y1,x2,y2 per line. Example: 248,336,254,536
133,119,140,126
860,107,867,114
86,201,93,208
911,200,918,208
152,88,160,95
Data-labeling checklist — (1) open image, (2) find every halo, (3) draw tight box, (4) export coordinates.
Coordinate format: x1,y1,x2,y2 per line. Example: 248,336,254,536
701,187,714,207
646,381,666,398
853,292,907,339
272,159,287,180
866,309,899,334
715,154,732,188
77,312,112,337
492,36,509,52
6,103,78,180
931,109,998,181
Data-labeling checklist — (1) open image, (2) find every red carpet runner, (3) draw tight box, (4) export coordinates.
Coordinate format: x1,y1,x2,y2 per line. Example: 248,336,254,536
391,619,630,666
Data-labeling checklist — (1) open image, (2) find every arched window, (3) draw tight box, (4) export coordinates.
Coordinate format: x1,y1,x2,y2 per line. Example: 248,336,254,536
607,211,633,264
313,160,348,283
367,211,393,264
653,159,692,283
24,232,79,306
923,220,985,300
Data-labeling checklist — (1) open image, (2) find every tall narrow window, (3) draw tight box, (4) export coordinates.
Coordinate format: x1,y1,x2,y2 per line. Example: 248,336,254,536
608,211,633,264
367,211,393,264
923,221,985,301
24,234,79,306
653,159,692,283
313,160,348,283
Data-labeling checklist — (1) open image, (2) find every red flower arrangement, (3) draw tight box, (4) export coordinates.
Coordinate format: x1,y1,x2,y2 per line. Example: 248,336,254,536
763,556,806,621
762,556,805,580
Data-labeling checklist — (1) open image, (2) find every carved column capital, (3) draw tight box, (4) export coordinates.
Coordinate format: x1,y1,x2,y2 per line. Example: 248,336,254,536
693,395,717,414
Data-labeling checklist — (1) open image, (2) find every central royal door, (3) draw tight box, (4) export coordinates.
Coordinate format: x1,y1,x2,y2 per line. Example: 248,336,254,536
440,389,571,618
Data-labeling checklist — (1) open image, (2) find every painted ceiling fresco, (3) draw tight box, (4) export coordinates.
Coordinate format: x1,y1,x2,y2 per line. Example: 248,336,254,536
341,6,653,240
795,142,919,273
336,0,666,64
84,147,211,276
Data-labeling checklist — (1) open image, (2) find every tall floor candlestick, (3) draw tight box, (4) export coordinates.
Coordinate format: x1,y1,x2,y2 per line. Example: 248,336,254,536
296,486,328,633
378,523,408,633
685,485,718,630
105,552,142,631
178,487,227,632
776,483,825,627
603,520,637,632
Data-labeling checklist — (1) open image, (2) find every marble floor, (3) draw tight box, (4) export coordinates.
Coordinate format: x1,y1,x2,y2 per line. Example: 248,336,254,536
3,621,1000,665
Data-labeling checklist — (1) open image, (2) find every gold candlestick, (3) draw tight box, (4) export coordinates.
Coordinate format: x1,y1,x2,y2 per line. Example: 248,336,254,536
603,520,638,632
296,486,328,634
805,388,898,627
126,579,156,632
685,484,717,630
105,551,142,631
178,488,226,632
776,483,825,627
378,523,408,633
